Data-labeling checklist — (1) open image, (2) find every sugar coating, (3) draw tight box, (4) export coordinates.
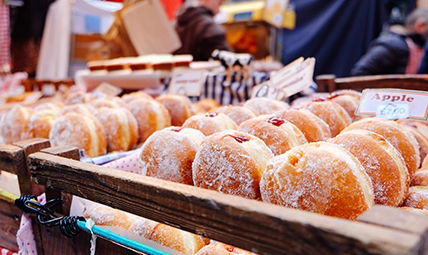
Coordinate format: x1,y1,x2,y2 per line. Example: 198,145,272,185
182,113,237,136
402,186,428,210
216,105,256,125
243,98,289,116
0,105,33,143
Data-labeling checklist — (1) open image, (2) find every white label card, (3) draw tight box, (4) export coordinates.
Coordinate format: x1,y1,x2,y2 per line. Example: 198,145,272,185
92,82,122,98
169,70,205,96
357,89,428,120
251,81,287,101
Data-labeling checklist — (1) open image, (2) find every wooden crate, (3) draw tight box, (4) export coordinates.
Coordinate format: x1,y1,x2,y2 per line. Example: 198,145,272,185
316,74,428,93
19,145,428,255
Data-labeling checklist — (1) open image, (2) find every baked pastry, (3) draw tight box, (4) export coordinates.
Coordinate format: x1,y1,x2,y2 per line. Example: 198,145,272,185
182,112,237,136
0,105,33,144
193,99,221,114
402,186,428,210
343,118,420,175
243,98,289,116
140,127,205,184
33,102,62,113
196,242,257,255
64,91,94,105
192,130,273,199
423,155,428,169
216,105,256,126
411,169,428,186
238,115,307,155
83,203,134,230
91,97,125,109
28,110,58,139
95,107,138,152
276,109,331,142
328,94,360,120
60,104,96,116
260,142,374,220
399,123,428,165
332,89,361,99
399,207,428,216
330,129,409,206
121,91,153,104
49,112,107,157
302,99,352,136
156,94,194,126
127,98,171,143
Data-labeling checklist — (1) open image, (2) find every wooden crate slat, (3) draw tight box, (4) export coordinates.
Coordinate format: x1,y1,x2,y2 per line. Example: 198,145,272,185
0,144,25,174
0,197,20,252
29,152,425,255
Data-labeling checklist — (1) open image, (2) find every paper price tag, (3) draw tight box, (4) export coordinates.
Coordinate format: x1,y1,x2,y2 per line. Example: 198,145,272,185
272,58,315,97
92,82,122,98
169,70,205,96
357,89,428,120
251,82,287,101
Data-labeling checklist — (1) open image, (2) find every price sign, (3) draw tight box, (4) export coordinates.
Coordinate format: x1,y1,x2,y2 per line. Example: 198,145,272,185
169,70,205,96
251,81,287,101
357,89,428,120
92,82,122,98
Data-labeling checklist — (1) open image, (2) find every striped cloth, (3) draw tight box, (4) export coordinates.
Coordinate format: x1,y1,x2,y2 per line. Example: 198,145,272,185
0,247,17,255
0,3,10,68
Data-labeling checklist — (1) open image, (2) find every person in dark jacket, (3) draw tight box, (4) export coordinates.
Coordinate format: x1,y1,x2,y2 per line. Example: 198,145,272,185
351,8,428,76
418,43,428,73
174,0,229,61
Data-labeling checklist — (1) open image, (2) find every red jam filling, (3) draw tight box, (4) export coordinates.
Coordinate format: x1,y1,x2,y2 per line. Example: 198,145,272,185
327,94,341,100
267,117,285,126
170,127,184,132
206,112,218,117
226,135,250,143
312,98,326,102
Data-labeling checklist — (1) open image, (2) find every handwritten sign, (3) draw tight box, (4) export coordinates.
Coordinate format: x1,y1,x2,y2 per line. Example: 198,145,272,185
251,81,287,101
357,89,428,120
92,82,122,98
169,70,205,96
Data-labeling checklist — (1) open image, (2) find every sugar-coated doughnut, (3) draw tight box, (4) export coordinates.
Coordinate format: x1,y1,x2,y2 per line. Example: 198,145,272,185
239,115,307,155
121,91,153,103
196,242,257,255
260,142,374,220
33,102,62,113
343,118,420,175
332,89,362,99
127,98,171,143
49,112,107,157
302,99,352,136
399,207,428,216
397,119,428,139
95,107,138,152
0,105,33,144
193,99,220,114
60,104,95,116
411,169,428,186
28,110,58,139
216,105,256,125
192,130,273,199
83,203,134,230
156,94,194,126
140,127,205,184
402,186,428,210
243,98,289,116
276,109,331,142
400,125,428,166
91,98,124,109
64,91,94,105
423,155,428,169
182,112,237,136
328,94,360,120
330,129,409,206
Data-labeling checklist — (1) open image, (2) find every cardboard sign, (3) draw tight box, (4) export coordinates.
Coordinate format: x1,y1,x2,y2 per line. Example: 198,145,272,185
92,82,123,98
357,89,428,120
169,70,205,96
251,81,287,101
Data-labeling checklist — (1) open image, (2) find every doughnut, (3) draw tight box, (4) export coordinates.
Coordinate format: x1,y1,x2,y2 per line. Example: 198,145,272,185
216,105,256,125
400,125,428,165
330,129,409,206
127,98,171,143
398,120,428,139
276,109,331,142
343,118,420,175
238,115,307,155
399,207,428,216
260,142,374,220
182,112,237,136
60,104,96,116
28,110,58,139
193,99,220,114
192,130,273,199
332,89,361,99
327,94,360,120
302,99,352,136
423,155,428,169
411,169,428,186
140,127,205,184
121,91,152,103
83,203,134,230
49,112,107,157
402,186,428,210
33,102,62,113
91,98,124,109
243,98,289,116
0,105,33,144
156,94,194,126
64,91,94,105
95,107,138,152
196,242,257,255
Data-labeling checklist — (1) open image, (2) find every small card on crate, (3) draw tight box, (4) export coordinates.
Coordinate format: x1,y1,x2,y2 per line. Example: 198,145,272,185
169,70,205,96
357,89,428,120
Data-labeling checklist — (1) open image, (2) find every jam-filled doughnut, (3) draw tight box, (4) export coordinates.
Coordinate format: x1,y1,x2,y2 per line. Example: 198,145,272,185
156,94,194,126
276,109,331,142
330,129,409,206
127,98,171,143
0,105,33,144
193,99,220,114
243,98,289,116
28,110,58,139
64,91,94,105
192,130,273,199
121,91,153,103
196,242,257,255
33,102,62,113
49,112,107,157
182,112,237,136
91,97,126,109
328,94,360,120
140,127,205,184
399,207,428,216
95,107,138,152
411,170,428,186
343,118,420,175
216,105,256,125
402,186,428,210
423,155,428,169
302,99,352,136
83,203,134,230
400,124,428,165
333,89,362,99
260,142,374,220
239,115,307,155
60,104,95,116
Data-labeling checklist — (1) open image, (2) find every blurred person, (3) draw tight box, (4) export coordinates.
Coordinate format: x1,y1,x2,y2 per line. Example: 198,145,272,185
351,8,428,76
418,43,428,73
174,0,229,61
